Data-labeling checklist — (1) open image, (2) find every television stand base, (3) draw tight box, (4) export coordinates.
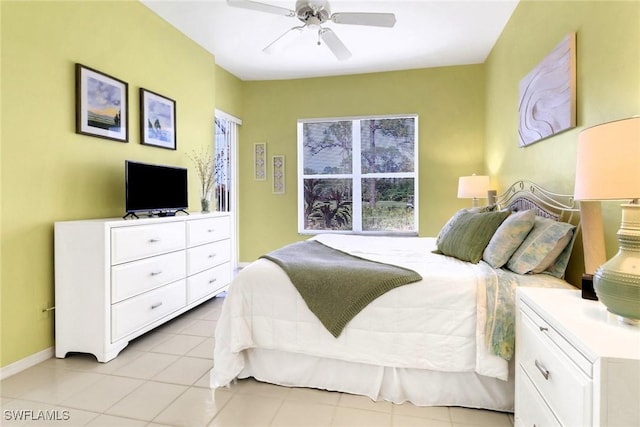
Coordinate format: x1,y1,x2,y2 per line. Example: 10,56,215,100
123,209,189,219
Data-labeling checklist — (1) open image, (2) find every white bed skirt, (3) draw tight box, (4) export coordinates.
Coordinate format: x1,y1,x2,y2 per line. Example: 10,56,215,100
236,348,515,412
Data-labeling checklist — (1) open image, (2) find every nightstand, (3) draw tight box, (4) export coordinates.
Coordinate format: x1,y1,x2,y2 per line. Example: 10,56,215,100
515,287,640,427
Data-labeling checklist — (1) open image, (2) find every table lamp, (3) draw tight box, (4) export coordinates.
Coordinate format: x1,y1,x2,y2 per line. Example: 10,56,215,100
457,174,490,207
574,117,640,324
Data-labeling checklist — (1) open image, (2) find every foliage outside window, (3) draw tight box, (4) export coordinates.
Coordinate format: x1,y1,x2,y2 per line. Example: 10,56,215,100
298,115,418,235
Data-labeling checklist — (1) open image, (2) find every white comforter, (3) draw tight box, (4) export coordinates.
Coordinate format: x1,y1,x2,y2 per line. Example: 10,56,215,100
210,234,568,388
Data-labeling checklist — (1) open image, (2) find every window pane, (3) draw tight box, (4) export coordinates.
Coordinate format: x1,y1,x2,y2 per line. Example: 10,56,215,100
361,118,415,174
362,178,415,232
303,121,352,174
303,178,353,231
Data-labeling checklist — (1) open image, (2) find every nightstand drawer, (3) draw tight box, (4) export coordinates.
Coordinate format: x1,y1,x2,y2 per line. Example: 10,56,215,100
111,280,186,341
111,222,185,264
187,240,231,275
520,308,592,426
515,365,561,427
187,216,230,247
521,302,593,376
111,251,186,303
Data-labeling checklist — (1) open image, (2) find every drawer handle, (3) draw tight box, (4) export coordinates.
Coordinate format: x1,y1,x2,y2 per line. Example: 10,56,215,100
209,253,217,258
209,278,217,284
150,270,163,276
534,359,550,380
539,326,549,332
149,238,161,243
207,229,215,233
150,302,163,310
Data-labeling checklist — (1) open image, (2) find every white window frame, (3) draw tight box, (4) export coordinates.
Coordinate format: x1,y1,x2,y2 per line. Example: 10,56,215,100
297,114,419,235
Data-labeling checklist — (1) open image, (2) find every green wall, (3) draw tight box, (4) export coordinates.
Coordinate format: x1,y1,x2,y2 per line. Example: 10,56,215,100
215,65,244,120
485,0,640,257
1,1,217,368
2,0,638,371
237,66,486,261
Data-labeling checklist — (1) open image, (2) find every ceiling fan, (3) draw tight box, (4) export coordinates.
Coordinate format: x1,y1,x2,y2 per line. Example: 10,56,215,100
227,0,397,61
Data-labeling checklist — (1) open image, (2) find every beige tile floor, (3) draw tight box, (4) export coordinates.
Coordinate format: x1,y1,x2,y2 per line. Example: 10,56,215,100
1,296,514,427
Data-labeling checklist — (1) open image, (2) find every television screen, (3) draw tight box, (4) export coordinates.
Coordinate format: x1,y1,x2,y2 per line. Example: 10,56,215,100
125,161,188,214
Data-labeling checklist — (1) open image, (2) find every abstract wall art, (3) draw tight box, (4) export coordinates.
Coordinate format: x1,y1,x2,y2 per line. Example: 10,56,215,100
518,32,576,147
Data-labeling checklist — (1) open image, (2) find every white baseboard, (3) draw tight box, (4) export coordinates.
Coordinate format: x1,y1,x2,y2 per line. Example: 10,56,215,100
0,347,54,380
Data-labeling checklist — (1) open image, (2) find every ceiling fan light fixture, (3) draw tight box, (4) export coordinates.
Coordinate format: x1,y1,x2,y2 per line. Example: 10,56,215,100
228,0,395,61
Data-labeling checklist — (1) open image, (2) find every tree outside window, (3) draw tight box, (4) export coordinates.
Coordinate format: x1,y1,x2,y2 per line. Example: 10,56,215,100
298,115,418,235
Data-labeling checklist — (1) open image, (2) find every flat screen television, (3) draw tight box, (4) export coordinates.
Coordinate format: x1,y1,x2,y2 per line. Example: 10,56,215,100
125,160,188,216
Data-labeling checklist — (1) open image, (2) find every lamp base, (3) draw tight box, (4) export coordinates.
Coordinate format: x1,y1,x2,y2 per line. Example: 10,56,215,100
621,316,640,327
606,310,640,328
593,203,640,323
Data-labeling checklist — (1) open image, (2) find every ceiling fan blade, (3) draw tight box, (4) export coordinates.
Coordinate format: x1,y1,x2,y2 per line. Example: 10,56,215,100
319,28,351,61
227,0,295,17
263,26,304,54
331,12,396,28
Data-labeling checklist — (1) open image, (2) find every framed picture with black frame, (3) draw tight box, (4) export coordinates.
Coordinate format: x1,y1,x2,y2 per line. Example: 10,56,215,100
75,64,128,142
140,88,177,150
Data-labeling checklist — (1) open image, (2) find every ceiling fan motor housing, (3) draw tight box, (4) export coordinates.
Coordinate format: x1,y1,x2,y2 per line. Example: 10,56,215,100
296,0,330,24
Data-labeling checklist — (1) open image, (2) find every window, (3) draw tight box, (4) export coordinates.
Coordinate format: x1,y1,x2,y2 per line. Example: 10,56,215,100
298,115,418,235
214,110,241,213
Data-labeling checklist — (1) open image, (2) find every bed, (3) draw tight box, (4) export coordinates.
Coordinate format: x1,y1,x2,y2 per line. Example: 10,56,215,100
209,181,581,412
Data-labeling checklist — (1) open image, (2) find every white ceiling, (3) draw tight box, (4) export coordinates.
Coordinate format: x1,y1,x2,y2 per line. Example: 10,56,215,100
141,0,520,81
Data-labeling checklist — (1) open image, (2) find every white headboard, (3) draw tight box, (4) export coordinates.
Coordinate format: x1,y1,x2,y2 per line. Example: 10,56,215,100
492,180,579,224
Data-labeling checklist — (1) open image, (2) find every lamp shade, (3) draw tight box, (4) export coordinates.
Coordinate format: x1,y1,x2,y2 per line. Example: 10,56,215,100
457,175,490,199
574,117,640,201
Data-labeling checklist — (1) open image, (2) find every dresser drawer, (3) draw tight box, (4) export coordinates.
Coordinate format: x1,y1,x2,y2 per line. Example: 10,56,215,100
111,251,186,303
515,365,561,427
187,263,231,303
519,308,592,426
187,239,231,275
187,216,230,247
111,222,185,264
111,280,186,341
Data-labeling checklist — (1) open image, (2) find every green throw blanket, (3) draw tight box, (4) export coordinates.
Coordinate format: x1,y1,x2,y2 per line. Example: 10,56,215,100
260,240,422,337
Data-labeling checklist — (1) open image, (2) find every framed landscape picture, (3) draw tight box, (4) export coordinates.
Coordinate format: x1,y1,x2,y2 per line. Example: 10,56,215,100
76,64,128,142
140,88,176,150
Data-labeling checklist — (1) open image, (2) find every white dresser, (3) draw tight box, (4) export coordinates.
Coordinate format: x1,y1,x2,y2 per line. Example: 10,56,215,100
515,287,640,427
55,212,232,362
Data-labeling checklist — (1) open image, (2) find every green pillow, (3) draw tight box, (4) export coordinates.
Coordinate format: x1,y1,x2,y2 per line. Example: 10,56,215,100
436,205,497,246
435,210,510,263
483,209,536,268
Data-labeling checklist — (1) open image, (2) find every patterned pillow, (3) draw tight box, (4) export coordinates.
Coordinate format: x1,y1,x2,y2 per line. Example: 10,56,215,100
545,234,577,278
435,210,510,264
483,209,536,268
506,216,576,275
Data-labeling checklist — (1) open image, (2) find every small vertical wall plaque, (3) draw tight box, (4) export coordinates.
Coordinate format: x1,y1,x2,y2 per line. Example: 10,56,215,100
518,32,576,147
272,155,285,194
254,142,266,181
